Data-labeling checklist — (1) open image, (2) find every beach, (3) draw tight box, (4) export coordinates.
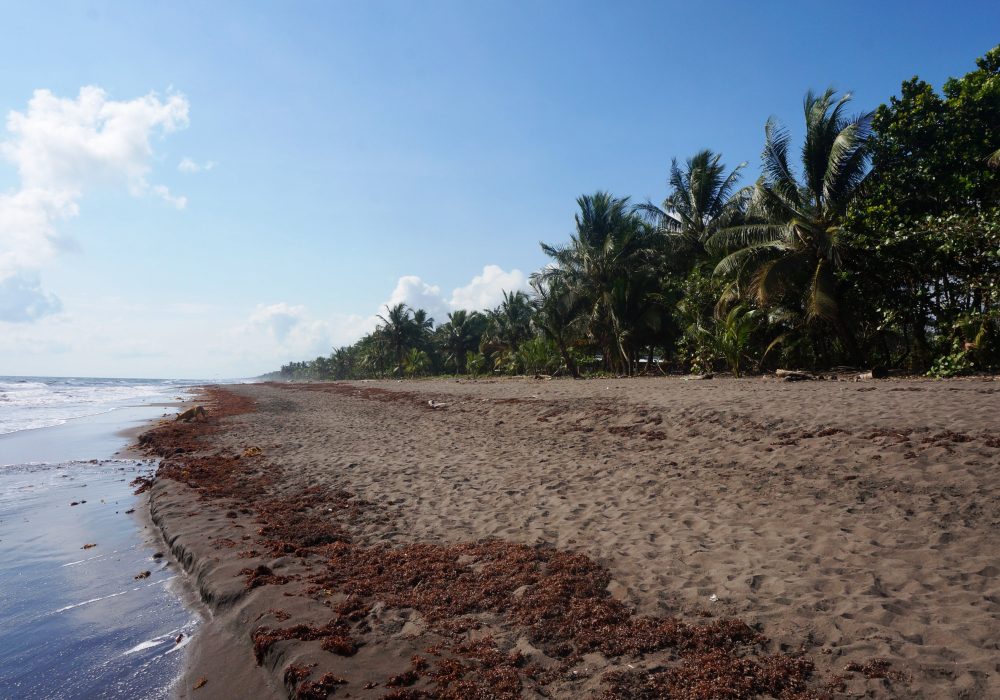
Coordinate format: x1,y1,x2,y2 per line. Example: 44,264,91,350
143,377,1000,699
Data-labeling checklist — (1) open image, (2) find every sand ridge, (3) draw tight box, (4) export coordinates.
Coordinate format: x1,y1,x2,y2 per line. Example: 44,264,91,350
145,377,1000,698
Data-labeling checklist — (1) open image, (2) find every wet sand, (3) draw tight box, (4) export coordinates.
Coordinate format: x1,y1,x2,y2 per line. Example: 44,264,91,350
142,377,1000,699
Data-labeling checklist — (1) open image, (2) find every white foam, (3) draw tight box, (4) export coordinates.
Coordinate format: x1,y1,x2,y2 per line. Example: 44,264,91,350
125,638,171,655
0,377,200,436
55,590,129,612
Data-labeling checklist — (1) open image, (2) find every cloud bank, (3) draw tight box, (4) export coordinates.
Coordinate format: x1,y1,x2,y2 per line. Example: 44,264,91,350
247,265,531,362
0,86,189,322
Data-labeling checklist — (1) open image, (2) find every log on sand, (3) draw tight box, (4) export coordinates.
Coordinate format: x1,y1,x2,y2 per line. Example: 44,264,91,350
775,369,815,381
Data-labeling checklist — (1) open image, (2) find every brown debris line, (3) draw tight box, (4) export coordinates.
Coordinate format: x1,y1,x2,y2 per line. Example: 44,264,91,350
240,564,291,591
283,663,313,687
601,649,819,700
382,641,528,700
255,486,363,555
136,386,257,459
143,385,825,698
427,639,525,700
921,430,974,445
296,672,347,700
311,538,764,658
251,618,358,665
844,658,905,681
130,475,154,495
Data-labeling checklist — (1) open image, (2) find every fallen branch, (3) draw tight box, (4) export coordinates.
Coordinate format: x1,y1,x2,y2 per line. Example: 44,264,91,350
775,369,814,382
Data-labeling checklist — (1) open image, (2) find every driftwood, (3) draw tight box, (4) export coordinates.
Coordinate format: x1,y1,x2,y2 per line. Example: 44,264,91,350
775,369,814,382
855,367,888,381
684,373,714,381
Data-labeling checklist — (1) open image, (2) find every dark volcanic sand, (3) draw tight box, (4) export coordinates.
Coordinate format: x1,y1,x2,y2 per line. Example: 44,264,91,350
143,377,1000,699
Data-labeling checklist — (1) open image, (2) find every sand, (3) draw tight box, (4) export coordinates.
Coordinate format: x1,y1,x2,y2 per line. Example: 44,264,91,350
139,376,1000,699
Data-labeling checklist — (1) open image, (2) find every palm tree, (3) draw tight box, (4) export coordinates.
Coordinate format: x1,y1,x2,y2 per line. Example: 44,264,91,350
695,304,761,377
529,276,583,378
638,149,748,268
708,89,872,362
376,303,419,374
482,290,534,357
330,346,354,379
437,310,486,373
540,192,661,373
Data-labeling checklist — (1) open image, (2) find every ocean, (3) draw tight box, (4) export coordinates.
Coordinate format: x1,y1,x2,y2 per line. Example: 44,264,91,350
0,376,218,699
0,376,207,441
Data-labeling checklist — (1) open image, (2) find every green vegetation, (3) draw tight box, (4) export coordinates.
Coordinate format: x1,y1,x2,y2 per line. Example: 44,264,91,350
269,46,1000,381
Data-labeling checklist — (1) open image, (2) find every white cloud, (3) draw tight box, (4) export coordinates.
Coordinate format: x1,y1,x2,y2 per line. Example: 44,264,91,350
249,302,308,343
245,302,374,359
448,264,529,311
2,86,189,202
178,157,216,174
383,275,449,323
0,85,189,322
0,271,62,322
378,265,531,324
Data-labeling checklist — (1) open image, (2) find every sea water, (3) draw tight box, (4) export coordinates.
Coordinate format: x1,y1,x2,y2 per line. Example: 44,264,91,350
0,377,214,699
0,376,205,437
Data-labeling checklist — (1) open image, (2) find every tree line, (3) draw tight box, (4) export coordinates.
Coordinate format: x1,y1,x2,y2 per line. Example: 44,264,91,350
268,46,999,381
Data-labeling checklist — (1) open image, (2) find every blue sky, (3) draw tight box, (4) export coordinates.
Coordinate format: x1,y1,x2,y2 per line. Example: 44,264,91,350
0,1,997,378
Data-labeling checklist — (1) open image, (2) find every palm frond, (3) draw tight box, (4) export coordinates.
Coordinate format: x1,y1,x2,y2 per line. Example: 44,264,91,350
822,110,873,210
706,161,748,221
805,259,839,321
706,222,788,255
713,241,786,279
762,117,802,208
753,251,805,306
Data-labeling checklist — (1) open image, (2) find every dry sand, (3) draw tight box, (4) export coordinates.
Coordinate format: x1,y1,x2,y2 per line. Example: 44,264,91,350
139,377,1000,699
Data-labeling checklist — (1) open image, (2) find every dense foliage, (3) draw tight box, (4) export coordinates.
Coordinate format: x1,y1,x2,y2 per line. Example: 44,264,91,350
268,46,1000,381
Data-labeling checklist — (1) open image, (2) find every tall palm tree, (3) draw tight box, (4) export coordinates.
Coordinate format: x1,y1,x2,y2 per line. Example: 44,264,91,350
331,346,355,379
638,149,748,267
482,290,533,353
438,310,486,373
540,192,661,373
529,276,583,378
376,303,420,374
708,89,873,361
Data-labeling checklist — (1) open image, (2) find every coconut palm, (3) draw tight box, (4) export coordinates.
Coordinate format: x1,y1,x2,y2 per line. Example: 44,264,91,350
529,276,584,378
331,346,355,379
540,192,661,373
376,303,420,374
437,310,487,373
708,89,872,361
638,149,748,267
482,290,534,355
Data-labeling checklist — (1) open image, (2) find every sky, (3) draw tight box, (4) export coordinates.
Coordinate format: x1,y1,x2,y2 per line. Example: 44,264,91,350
0,1,997,379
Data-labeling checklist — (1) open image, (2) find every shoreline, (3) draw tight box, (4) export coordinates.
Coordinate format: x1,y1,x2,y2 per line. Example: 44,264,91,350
139,377,1000,699
0,396,201,699
132,387,280,699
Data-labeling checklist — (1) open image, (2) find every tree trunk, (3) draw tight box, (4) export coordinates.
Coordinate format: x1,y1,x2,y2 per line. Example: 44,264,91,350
833,315,861,366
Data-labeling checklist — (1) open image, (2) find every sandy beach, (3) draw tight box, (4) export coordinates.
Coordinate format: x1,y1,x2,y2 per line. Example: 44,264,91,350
140,377,1000,699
